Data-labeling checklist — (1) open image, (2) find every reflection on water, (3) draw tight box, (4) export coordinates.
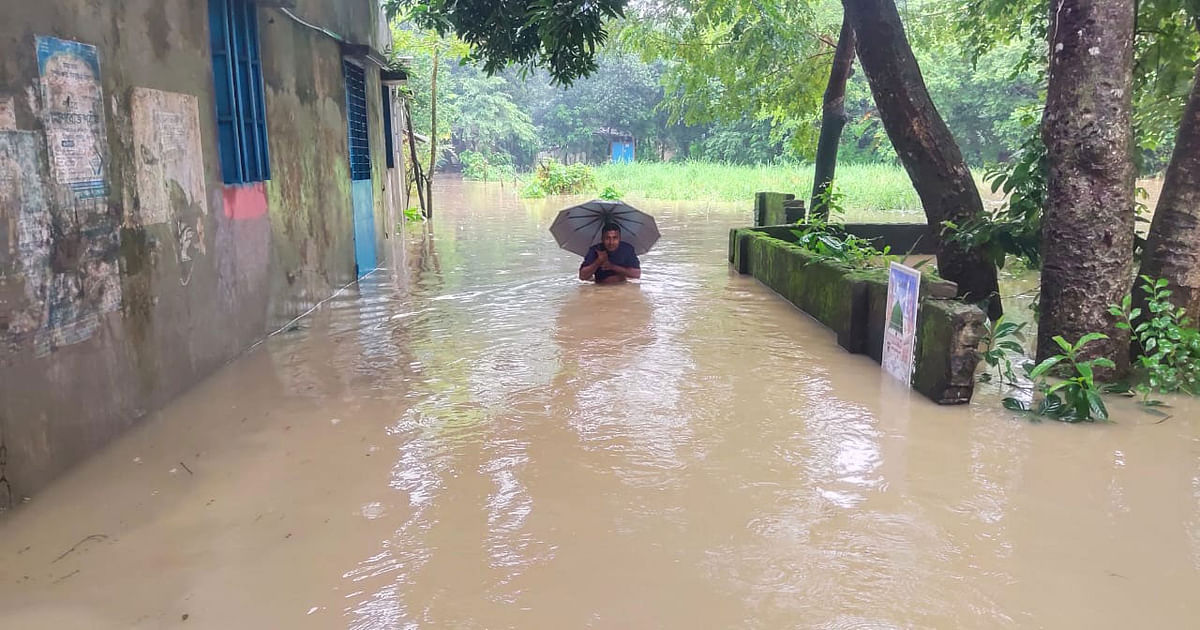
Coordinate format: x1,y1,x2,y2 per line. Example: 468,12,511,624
1,178,1199,629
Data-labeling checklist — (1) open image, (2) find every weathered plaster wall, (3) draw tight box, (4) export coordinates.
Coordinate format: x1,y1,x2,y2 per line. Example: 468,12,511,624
0,0,386,504
287,0,384,52
259,9,357,325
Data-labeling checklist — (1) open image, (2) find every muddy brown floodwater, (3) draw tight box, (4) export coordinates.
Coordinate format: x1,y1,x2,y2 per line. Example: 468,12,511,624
2,178,1199,629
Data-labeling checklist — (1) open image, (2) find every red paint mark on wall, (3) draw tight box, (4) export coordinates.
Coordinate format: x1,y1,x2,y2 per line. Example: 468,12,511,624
222,182,267,220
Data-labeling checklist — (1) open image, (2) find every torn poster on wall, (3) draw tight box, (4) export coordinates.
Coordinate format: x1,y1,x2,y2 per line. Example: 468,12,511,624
132,88,208,284
131,88,207,224
0,130,122,356
36,36,108,200
0,133,45,346
0,35,124,356
0,96,15,131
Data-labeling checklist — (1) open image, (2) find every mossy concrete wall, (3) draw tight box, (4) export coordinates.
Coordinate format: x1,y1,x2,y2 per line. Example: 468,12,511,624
730,229,985,404
0,0,392,505
746,224,939,256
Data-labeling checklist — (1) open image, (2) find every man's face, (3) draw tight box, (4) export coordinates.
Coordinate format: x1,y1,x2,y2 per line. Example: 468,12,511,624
602,229,620,252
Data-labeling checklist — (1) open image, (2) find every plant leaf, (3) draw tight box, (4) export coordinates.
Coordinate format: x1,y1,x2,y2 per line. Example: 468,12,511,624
1002,397,1028,411
998,341,1026,353
1086,390,1109,421
1037,393,1065,417
1073,332,1109,351
1076,362,1093,381
1029,355,1064,379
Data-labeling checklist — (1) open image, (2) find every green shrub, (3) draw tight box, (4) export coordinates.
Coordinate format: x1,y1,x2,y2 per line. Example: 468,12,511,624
520,159,596,197
1003,334,1114,422
1111,276,1200,397
598,185,622,200
460,150,516,181
789,187,890,269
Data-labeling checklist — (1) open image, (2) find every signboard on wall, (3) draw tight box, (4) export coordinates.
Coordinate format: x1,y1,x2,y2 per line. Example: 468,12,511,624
882,261,922,385
36,36,109,200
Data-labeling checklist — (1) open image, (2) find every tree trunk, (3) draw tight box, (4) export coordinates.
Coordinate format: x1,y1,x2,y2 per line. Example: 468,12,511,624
403,97,427,216
841,0,1001,318
1137,52,1200,323
810,15,856,221
1037,0,1136,374
428,46,439,219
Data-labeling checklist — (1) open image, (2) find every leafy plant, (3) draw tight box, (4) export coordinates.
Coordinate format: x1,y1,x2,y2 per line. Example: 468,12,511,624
403,206,424,222
943,109,1046,270
978,315,1029,385
1110,276,1200,397
460,150,516,181
598,185,622,200
789,186,890,269
520,159,597,197
1003,333,1115,422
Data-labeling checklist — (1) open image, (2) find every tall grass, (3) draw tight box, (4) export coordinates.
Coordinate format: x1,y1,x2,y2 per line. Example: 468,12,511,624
593,161,926,212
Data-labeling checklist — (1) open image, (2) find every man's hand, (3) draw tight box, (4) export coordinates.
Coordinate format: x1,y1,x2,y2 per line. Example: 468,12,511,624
579,246,608,281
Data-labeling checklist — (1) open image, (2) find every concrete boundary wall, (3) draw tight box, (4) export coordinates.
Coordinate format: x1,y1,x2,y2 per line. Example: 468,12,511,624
729,228,986,404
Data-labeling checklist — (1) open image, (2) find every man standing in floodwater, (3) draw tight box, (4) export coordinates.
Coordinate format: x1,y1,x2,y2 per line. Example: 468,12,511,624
579,223,641,283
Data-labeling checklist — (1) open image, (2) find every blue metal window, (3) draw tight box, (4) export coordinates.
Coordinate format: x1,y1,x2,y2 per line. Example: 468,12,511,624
343,59,371,180
209,0,270,184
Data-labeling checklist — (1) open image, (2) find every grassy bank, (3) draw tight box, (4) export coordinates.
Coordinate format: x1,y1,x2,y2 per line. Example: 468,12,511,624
510,160,1162,215
592,161,928,212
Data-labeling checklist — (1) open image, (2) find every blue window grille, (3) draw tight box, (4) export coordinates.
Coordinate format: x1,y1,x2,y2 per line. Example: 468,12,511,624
209,0,270,184
343,59,371,180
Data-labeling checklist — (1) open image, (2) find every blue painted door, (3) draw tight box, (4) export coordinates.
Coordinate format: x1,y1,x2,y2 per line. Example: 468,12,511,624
351,180,376,277
611,140,633,163
344,59,375,277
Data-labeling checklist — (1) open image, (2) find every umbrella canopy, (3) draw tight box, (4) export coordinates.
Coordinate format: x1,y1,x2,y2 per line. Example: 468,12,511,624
549,200,660,257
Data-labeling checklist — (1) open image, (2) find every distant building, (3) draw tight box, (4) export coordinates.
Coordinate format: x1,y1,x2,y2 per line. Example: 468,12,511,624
0,0,410,502
595,127,635,163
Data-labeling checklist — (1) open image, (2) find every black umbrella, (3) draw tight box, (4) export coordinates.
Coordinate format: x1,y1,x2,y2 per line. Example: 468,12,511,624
549,200,660,257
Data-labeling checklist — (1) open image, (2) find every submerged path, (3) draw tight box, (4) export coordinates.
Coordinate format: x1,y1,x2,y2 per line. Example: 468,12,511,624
2,179,1199,628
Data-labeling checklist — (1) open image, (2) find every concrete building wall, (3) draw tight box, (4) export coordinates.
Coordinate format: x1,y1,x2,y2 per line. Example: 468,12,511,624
0,0,393,505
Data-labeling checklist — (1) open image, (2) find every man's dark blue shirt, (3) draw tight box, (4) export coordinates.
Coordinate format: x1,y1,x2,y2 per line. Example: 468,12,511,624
582,241,640,282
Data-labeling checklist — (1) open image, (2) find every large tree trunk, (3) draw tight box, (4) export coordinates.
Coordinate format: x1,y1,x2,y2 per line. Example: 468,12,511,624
1137,54,1200,323
841,0,1001,318
1037,0,1136,374
809,15,856,220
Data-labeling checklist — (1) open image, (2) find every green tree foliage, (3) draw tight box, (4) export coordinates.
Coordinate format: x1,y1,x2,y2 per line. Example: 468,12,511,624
444,69,538,159
618,0,833,157
955,0,1200,171
384,0,628,85
515,53,677,160
395,25,536,169
392,26,470,171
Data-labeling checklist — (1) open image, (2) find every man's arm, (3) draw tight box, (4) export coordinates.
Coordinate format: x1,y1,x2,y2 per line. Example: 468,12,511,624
579,248,605,281
603,262,641,279
603,247,641,279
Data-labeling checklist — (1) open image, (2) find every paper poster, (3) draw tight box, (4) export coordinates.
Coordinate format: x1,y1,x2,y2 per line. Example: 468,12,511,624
36,36,108,200
882,261,922,385
0,96,15,130
131,87,207,225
